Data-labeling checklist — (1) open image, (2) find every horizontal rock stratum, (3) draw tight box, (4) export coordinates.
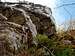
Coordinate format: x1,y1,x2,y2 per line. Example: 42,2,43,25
0,1,56,56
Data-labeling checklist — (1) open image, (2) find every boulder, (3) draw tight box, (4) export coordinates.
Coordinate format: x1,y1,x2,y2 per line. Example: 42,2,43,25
0,2,56,37
0,1,56,56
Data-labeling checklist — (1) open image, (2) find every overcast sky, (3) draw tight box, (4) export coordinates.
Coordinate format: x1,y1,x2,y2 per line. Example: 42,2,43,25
1,0,75,26
2,0,56,9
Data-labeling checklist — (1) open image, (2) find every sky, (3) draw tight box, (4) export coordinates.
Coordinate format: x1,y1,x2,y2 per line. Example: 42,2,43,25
1,0,75,27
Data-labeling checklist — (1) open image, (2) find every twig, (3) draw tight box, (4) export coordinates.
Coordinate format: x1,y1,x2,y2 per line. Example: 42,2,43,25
41,44,55,56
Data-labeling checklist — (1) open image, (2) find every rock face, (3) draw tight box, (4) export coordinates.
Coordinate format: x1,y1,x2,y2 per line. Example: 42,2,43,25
0,1,56,56
0,14,32,56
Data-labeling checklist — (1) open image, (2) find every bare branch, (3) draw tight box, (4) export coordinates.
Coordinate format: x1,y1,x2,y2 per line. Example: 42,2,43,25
54,3,75,9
